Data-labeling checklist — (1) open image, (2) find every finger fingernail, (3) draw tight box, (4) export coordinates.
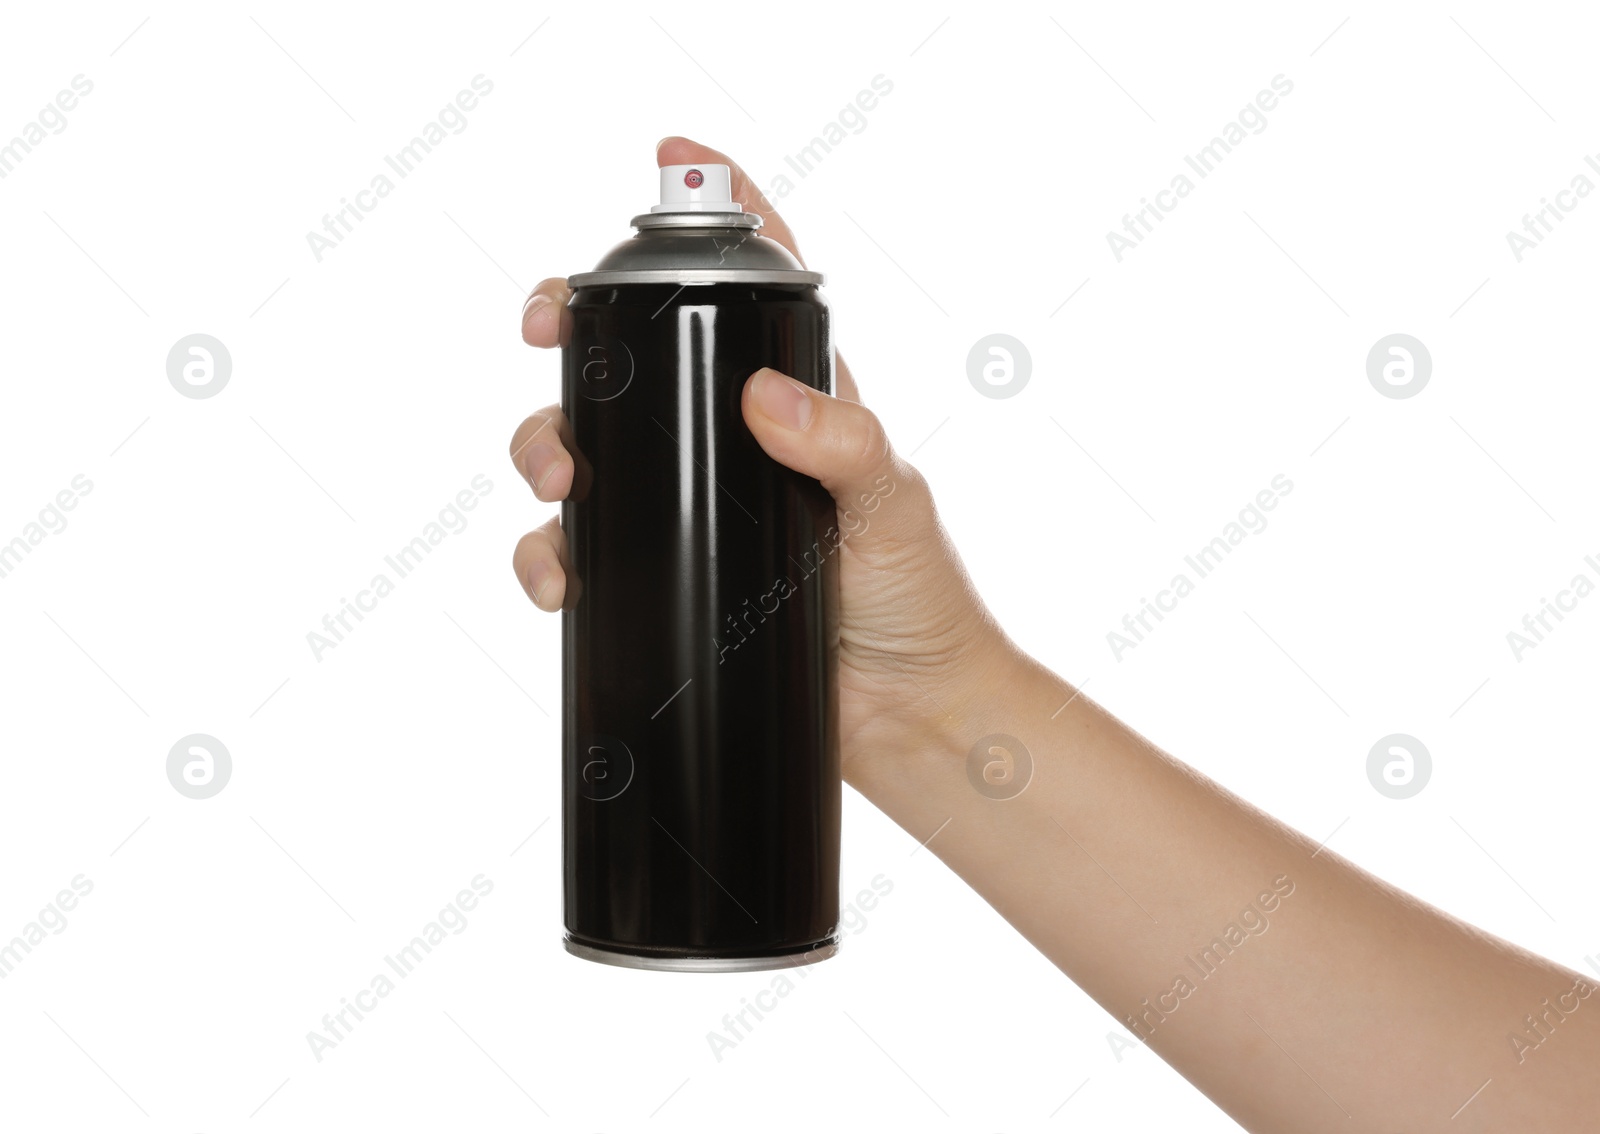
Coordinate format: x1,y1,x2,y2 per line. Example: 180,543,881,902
528,561,551,606
523,293,553,320
752,369,813,431
522,442,556,489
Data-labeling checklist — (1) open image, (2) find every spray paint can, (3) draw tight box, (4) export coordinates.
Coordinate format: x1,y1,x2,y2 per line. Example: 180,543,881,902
560,163,840,971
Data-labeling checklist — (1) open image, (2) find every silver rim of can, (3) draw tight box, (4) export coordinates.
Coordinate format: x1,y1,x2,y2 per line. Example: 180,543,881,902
563,935,840,973
566,268,824,288
630,211,762,231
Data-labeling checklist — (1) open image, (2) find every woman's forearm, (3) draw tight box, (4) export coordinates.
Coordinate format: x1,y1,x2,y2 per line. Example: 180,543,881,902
847,642,1599,1131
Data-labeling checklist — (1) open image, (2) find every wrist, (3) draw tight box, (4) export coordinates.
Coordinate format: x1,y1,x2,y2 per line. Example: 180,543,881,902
844,628,1060,795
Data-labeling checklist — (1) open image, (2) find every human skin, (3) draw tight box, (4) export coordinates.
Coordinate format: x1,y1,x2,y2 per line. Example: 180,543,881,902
510,137,1600,1131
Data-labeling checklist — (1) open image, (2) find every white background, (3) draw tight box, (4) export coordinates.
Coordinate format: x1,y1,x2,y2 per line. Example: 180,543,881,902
2,2,1598,1130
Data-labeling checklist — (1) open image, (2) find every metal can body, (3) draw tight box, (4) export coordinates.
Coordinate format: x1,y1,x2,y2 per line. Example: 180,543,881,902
560,281,841,971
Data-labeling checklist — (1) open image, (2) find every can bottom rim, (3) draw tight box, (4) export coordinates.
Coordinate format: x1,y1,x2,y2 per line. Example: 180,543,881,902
563,934,840,973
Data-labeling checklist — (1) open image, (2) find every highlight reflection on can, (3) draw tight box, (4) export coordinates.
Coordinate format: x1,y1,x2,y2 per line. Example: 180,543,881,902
559,163,841,971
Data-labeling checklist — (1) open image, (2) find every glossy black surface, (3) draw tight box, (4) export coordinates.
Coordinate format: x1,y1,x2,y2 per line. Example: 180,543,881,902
561,283,840,960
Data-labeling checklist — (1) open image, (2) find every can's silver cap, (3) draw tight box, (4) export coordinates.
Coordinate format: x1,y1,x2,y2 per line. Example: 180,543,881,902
566,163,823,288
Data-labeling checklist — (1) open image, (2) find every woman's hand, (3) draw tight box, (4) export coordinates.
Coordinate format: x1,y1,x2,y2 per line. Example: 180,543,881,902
511,135,1015,781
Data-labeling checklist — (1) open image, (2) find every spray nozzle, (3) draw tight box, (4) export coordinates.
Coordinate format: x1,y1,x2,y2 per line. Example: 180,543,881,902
652,163,740,214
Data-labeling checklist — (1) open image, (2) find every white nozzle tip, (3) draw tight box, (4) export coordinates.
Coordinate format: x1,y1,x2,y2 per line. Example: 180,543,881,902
652,163,740,213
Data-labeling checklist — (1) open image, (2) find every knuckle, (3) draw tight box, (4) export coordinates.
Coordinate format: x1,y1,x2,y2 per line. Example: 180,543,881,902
889,455,927,496
849,409,892,471
510,412,562,464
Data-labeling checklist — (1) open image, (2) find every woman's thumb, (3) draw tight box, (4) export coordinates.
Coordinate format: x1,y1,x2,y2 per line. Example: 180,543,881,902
741,368,928,542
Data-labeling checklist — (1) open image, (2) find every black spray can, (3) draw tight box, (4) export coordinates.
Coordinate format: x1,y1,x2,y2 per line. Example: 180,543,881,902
560,163,840,971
